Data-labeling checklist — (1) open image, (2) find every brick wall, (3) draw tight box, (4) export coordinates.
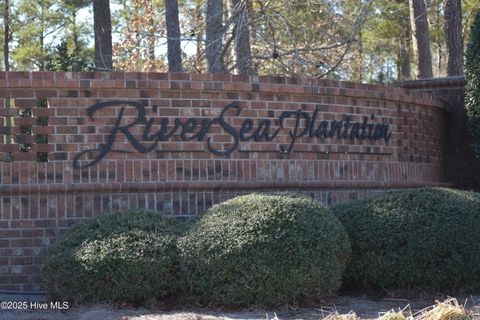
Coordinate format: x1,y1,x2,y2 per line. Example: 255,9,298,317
399,77,480,190
0,71,448,291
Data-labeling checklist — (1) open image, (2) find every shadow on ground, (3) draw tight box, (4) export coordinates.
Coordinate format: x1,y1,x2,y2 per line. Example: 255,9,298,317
1,295,479,320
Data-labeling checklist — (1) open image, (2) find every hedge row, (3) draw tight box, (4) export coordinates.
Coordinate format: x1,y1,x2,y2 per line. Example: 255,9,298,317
41,210,191,304
42,194,350,307
42,188,480,307
179,194,350,306
331,188,480,293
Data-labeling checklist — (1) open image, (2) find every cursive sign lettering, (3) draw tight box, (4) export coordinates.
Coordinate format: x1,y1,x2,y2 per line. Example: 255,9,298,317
73,100,392,169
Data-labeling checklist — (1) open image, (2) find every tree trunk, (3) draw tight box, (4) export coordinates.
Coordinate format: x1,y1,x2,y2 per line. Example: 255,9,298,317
356,28,363,82
445,0,463,76
165,0,182,72
408,0,433,79
247,0,258,74
72,10,79,55
231,0,252,75
3,0,9,72
206,0,226,73
3,0,11,146
223,0,234,65
40,0,45,70
435,3,442,75
146,0,155,69
398,30,411,80
195,0,204,72
93,0,113,70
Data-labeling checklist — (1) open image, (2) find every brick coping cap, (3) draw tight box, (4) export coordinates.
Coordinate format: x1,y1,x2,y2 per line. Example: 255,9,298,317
397,76,465,89
0,71,449,110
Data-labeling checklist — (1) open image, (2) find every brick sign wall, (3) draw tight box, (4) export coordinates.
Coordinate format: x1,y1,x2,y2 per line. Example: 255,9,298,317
0,71,448,291
400,77,480,191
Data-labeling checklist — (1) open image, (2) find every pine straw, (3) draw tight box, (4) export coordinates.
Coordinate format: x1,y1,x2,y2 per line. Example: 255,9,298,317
411,298,472,320
322,312,360,320
317,298,474,320
378,309,408,320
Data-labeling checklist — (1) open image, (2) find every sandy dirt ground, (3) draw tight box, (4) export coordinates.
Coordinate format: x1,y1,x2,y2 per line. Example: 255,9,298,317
1,295,480,320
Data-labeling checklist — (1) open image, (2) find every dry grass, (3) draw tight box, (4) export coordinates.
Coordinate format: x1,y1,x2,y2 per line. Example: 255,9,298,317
1,297,477,320
318,298,473,320
323,312,360,320
410,298,471,320
378,309,408,320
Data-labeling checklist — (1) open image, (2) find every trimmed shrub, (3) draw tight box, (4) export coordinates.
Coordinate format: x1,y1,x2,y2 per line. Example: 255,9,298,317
41,210,191,304
331,188,480,292
466,10,480,157
179,193,351,307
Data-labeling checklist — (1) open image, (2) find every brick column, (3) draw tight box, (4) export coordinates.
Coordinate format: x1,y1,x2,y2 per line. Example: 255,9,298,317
399,77,480,190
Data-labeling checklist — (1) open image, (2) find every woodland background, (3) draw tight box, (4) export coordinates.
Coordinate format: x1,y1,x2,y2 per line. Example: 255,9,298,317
1,0,479,83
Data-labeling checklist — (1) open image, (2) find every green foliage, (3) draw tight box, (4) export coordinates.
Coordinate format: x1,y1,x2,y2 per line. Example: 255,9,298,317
41,210,192,304
5,0,93,71
465,11,480,157
45,40,93,71
361,1,409,83
331,188,480,292
11,0,64,70
179,193,351,307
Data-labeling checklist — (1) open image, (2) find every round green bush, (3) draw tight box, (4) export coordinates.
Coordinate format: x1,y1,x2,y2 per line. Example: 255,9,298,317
179,193,351,307
331,188,480,292
41,210,191,304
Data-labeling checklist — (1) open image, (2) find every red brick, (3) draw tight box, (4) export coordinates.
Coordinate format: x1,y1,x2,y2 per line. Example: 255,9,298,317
0,71,459,291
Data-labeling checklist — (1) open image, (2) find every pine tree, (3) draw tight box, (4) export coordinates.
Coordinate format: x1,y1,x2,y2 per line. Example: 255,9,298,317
465,11,480,157
409,0,433,78
445,0,464,76
206,0,225,73
3,0,10,71
93,0,112,70
230,0,252,75
60,0,91,56
12,0,64,70
45,39,93,71
165,0,182,72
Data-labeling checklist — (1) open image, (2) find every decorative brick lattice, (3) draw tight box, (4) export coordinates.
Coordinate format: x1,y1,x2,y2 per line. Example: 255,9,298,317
0,98,53,163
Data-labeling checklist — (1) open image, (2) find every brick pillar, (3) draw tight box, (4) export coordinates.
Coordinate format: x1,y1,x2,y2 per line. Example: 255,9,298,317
399,77,480,190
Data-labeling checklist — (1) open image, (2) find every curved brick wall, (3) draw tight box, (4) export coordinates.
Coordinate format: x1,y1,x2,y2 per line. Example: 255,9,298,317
400,76,480,190
0,71,448,291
